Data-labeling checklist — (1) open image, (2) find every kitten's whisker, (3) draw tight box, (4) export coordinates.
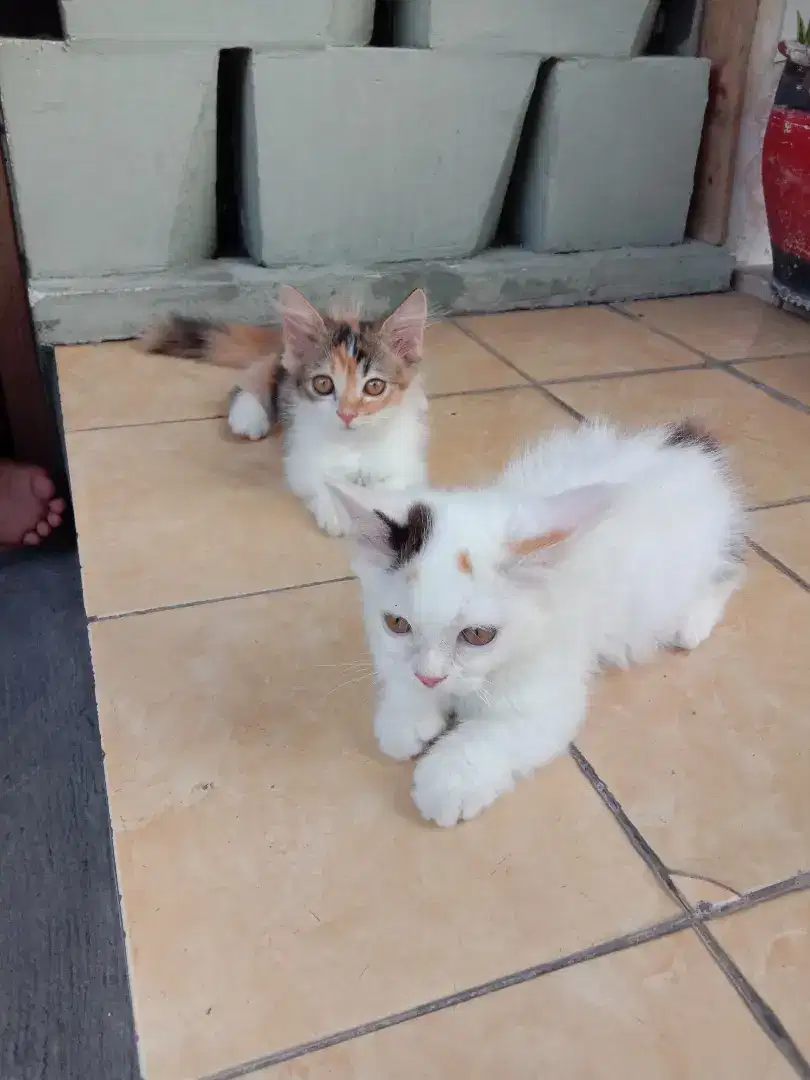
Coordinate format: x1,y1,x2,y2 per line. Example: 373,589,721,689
322,672,374,700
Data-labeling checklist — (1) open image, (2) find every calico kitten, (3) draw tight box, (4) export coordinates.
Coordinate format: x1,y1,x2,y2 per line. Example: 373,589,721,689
144,287,429,535
332,420,746,827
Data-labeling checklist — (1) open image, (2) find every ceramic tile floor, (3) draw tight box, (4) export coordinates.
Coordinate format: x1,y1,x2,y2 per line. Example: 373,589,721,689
56,293,810,1080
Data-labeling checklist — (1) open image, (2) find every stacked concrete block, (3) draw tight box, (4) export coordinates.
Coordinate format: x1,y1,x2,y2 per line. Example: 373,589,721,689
515,58,710,253
0,42,219,277
0,0,375,278
60,0,375,47
242,49,539,266
395,0,661,57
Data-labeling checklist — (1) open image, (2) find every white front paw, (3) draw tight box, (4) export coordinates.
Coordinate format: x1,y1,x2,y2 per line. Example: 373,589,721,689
229,391,270,440
307,491,346,536
412,737,514,827
374,704,444,762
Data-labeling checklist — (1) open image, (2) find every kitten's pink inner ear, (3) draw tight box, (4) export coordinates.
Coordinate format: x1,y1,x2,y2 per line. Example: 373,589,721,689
279,285,326,362
380,289,428,363
508,529,574,559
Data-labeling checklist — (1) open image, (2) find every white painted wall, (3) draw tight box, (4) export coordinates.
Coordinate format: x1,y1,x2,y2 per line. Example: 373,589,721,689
728,0,804,267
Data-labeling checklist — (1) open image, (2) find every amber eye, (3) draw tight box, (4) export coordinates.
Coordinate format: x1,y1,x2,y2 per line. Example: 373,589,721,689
383,612,412,635
459,626,498,647
312,375,334,396
363,378,386,397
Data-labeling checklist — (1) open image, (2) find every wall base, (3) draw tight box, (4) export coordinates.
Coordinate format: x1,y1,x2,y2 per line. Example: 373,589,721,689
31,242,733,346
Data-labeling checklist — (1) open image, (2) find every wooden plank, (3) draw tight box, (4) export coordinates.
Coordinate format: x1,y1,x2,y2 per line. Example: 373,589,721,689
688,0,762,244
0,100,66,486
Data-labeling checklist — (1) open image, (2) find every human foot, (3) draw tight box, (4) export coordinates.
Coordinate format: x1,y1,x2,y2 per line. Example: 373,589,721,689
0,461,66,547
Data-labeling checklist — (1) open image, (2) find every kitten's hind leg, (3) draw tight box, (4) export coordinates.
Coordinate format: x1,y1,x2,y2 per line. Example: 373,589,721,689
228,356,276,440
673,570,743,651
228,390,271,440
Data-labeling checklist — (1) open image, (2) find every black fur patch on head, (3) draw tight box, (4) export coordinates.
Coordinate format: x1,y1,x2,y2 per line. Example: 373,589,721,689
145,315,220,359
664,421,721,455
331,321,375,373
375,502,434,569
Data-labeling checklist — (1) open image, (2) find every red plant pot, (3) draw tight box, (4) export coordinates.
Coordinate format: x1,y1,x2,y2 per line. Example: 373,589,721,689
762,55,810,307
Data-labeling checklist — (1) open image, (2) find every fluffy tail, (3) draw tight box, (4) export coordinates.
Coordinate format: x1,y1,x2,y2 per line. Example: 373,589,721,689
140,315,282,370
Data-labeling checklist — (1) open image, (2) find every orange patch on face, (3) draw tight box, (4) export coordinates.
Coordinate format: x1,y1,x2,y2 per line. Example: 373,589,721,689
457,550,473,575
509,529,573,559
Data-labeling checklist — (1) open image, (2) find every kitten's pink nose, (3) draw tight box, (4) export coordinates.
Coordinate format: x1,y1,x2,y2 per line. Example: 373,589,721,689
338,409,356,427
415,673,447,688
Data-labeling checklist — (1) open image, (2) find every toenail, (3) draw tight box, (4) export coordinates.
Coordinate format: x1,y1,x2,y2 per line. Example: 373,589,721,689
23,532,40,546
36,521,50,537
48,513,61,527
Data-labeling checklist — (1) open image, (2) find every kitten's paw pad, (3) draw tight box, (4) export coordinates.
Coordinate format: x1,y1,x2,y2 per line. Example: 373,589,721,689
308,493,347,537
229,391,270,440
411,742,515,827
374,710,444,761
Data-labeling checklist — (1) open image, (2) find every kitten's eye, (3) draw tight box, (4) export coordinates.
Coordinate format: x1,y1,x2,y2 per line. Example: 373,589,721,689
312,375,334,396
459,626,498,647
364,378,386,397
383,612,412,635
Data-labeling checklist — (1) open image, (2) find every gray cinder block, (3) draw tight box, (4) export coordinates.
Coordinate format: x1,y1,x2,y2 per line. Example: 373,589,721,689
242,48,539,266
60,0,375,47
516,58,710,254
396,0,660,57
0,42,219,278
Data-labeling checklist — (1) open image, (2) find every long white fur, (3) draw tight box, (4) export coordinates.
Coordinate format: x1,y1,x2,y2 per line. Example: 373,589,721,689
334,422,746,827
283,383,427,535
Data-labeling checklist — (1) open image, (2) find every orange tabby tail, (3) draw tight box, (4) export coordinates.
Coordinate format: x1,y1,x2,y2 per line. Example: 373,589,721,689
140,315,282,369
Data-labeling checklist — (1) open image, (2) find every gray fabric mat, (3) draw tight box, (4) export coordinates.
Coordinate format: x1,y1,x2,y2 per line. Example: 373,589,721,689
0,549,139,1080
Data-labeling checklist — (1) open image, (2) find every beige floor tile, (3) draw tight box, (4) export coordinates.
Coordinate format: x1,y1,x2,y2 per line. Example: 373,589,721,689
578,555,810,900
751,503,810,584
429,388,575,487
56,340,235,430
67,420,348,617
422,322,525,395
624,294,810,361
90,581,679,1080
67,390,571,617
458,306,698,381
551,368,810,504
262,930,794,1080
736,355,810,408
712,893,810,1060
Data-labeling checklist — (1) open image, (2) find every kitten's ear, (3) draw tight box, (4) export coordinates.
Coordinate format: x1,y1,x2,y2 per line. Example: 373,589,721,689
379,289,428,365
328,484,405,568
502,484,615,577
279,285,326,368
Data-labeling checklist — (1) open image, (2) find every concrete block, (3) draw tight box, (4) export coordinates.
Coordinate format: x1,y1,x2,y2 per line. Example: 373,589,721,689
516,58,710,253
242,48,539,266
396,0,660,56
0,42,218,278
60,0,375,47
30,243,733,346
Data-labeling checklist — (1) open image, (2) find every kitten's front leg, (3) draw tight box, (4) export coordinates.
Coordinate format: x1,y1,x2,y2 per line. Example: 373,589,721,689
374,674,447,761
411,673,587,827
284,450,347,536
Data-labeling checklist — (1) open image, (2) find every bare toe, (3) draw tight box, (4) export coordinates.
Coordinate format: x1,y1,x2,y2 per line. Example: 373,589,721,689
31,471,55,501
0,461,65,546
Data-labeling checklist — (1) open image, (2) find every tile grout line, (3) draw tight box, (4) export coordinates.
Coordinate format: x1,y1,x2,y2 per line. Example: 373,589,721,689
197,863,810,1080
570,745,810,1079
87,575,356,624
199,913,694,1080
721,362,810,418
449,320,585,422
749,495,810,512
747,539,810,593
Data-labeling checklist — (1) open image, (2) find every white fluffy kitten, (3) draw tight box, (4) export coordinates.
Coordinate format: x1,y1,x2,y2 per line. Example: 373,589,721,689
333,421,746,827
